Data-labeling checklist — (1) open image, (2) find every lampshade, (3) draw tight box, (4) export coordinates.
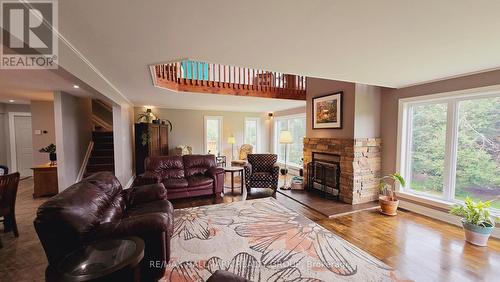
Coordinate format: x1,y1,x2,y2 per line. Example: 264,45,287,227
227,136,236,144
279,130,293,144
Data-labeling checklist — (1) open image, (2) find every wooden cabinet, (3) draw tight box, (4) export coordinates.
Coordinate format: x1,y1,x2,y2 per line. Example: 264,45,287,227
135,123,169,174
32,163,58,198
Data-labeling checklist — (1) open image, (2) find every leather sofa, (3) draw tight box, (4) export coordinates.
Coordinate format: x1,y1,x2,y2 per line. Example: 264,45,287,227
34,172,173,281
136,154,225,200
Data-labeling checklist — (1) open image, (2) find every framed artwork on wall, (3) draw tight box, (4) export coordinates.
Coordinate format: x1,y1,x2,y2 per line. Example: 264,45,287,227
312,91,343,129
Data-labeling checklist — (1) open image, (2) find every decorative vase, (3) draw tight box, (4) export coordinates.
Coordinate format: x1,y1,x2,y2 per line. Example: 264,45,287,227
461,219,493,246
49,152,57,166
379,195,399,216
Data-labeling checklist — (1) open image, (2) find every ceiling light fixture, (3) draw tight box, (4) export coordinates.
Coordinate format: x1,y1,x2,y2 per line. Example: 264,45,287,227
73,85,80,89
8,99,15,103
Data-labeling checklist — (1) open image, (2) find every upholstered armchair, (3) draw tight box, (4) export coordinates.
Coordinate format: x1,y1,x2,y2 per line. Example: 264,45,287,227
231,144,253,166
243,154,279,193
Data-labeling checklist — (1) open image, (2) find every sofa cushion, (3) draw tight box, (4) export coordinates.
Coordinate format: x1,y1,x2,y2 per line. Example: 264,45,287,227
250,172,273,182
145,156,185,179
162,178,189,189
186,175,214,187
183,155,216,177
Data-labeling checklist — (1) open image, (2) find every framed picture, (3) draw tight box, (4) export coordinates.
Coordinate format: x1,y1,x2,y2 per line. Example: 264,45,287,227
312,91,343,129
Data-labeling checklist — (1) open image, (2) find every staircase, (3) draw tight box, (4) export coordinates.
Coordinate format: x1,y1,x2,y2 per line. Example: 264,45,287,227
84,131,114,178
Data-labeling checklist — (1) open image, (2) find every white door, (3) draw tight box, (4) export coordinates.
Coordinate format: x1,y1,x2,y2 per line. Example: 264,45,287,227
14,116,33,177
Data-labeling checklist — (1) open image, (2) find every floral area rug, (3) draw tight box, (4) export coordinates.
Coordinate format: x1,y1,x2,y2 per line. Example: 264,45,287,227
163,197,399,281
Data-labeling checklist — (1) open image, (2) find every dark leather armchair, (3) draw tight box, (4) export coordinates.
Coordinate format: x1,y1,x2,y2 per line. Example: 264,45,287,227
0,172,20,248
244,154,280,193
34,172,173,281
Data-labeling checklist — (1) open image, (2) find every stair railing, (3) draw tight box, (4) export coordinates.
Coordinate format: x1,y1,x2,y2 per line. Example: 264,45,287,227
151,60,306,100
76,141,94,183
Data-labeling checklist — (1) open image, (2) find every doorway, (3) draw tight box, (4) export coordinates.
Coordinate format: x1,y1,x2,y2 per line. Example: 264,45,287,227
9,113,33,177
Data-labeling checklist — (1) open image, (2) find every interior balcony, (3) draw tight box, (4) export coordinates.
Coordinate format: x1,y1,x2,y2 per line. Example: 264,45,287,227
151,61,307,101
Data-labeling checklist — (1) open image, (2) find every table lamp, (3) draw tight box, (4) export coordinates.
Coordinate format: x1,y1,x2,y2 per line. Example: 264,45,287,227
228,136,236,161
279,130,293,190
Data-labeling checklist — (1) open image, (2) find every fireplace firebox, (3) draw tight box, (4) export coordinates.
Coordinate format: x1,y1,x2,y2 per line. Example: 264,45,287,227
307,152,341,198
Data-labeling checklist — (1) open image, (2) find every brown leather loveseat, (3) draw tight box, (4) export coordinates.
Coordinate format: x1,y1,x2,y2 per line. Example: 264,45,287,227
136,154,225,200
34,172,173,281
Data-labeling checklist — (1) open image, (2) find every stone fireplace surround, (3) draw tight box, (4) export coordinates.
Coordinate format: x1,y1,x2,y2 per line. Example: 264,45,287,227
303,138,382,204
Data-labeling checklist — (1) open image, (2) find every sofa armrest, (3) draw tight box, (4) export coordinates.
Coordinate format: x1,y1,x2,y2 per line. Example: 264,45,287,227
95,212,172,238
135,171,162,186
127,183,168,206
206,167,225,195
206,167,225,177
271,164,280,176
244,163,252,187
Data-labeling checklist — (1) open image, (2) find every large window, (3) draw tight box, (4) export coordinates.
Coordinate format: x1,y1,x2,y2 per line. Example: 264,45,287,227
244,117,260,152
399,91,500,209
275,114,306,167
204,116,222,155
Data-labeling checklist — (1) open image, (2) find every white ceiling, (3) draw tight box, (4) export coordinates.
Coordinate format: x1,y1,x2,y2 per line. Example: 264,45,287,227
0,70,78,103
34,1,500,111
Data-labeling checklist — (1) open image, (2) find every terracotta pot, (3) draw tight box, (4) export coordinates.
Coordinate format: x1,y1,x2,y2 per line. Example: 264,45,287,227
379,195,399,216
462,219,493,247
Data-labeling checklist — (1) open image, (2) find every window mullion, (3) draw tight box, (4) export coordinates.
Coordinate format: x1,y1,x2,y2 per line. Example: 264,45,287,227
443,101,459,201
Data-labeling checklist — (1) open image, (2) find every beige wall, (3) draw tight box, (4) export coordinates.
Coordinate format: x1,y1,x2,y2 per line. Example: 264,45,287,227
354,84,381,138
306,77,356,139
134,107,270,161
30,101,56,165
381,69,500,175
54,92,93,191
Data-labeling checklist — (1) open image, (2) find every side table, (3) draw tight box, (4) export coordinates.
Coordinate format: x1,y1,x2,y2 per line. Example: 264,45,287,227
54,236,144,282
223,166,244,194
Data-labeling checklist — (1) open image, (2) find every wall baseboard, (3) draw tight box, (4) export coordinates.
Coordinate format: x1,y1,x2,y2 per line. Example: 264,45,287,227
399,199,500,239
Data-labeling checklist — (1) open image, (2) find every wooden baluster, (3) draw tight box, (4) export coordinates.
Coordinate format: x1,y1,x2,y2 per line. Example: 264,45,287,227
217,64,220,87
162,65,165,79
237,67,240,89
211,63,214,86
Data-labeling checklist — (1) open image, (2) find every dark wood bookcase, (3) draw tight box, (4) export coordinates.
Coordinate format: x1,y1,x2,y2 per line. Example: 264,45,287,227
135,123,169,174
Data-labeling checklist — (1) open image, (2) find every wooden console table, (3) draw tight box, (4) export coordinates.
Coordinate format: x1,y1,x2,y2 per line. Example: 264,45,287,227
32,163,58,198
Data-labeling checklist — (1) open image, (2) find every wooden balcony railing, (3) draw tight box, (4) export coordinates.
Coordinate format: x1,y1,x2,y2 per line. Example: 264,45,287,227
151,60,306,100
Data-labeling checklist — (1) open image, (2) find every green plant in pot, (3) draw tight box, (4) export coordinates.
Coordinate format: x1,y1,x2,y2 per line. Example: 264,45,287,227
378,172,405,216
39,144,56,166
449,197,498,246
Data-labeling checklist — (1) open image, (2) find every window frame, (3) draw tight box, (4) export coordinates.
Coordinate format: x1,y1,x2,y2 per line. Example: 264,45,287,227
244,117,260,152
397,85,500,206
273,113,306,168
203,115,223,155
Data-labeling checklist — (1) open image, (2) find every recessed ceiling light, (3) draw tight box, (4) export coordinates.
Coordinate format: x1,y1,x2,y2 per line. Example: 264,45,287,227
73,85,80,89
8,99,15,103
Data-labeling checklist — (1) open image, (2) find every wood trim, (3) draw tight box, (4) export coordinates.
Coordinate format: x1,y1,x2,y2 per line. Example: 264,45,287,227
76,141,94,182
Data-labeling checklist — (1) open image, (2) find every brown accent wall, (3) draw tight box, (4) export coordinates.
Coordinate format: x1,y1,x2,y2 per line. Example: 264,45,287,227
381,69,500,175
306,77,355,139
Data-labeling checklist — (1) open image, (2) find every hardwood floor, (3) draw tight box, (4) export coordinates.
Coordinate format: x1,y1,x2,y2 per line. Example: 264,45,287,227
1,178,499,281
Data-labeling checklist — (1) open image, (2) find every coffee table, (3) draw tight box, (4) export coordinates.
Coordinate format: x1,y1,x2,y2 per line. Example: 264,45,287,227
224,166,245,194
55,236,144,282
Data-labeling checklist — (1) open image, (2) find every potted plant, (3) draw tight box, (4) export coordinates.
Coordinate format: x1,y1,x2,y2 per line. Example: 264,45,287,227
39,144,57,166
449,197,498,246
137,108,157,123
378,172,406,216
